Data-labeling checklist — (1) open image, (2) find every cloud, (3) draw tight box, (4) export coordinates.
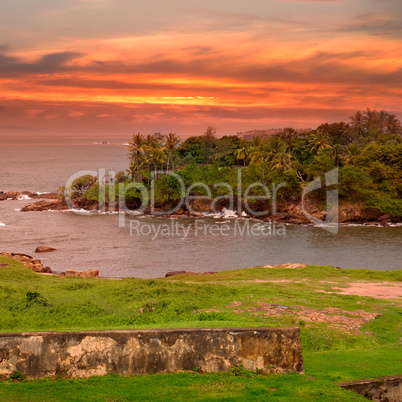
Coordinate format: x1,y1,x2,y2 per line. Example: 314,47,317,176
68,111,85,117
338,13,402,37
25,109,44,117
0,50,85,75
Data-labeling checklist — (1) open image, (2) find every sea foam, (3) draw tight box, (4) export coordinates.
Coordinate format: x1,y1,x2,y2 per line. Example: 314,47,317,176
17,194,31,200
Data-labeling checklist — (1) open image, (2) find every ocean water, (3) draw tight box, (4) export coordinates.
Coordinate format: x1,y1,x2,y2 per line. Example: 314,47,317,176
1,139,401,277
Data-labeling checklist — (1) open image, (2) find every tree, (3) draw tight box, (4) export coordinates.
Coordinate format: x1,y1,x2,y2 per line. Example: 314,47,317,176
344,144,361,167
234,139,251,166
142,135,157,175
203,126,216,164
339,165,374,201
149,140,167,177
349,110,365,138
363,107,379,134
309,129,332,154
127,133,145,182
280,127,297,158
271,153,291,172
330,144,347,167
307,154,335,181
386,113,402,135
165,132,181,171
249,143,268,164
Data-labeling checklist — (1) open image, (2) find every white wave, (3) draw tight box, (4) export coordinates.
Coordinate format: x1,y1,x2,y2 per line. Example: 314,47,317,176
219,208,239,219
36,192,50,195
66,208,93,215
314,222,338,228
17,194,31,200
97,210,119,215
0,221,6,227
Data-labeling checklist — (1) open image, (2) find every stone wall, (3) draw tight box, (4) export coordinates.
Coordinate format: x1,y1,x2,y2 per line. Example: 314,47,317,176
0,328,303,379
338,376,402,402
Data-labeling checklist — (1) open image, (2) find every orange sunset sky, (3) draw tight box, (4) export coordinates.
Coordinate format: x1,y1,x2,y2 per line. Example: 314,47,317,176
1,0,402,138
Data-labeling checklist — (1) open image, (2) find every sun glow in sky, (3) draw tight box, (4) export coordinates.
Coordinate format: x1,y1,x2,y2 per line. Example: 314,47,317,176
1,0,402,138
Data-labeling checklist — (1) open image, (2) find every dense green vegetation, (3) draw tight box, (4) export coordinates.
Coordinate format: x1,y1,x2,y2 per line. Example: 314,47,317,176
0,257,401,400
67,109,402,217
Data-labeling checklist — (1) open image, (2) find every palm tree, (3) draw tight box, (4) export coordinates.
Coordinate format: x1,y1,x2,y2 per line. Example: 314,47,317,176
149,141,167,177
309,129,332,154
344,144,361,166
330,144,347,167
249,143,268,164
142,135,157,178
363,107,379,133
272,153,291,171
378,110,388,133
234,139,251,166
386,113,402,135
265,136,288,163
165,132,181,171
127,133,145,182
349,111,365,137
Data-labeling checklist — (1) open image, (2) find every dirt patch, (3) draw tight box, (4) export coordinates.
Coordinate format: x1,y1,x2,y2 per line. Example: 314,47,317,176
226,301,242,308
251,279,295,283
231,303,378,332
322,282,402,300
264,263,307,269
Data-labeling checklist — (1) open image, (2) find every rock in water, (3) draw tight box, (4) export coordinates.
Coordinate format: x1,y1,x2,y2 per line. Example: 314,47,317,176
65,269,99,278
35,246,57,253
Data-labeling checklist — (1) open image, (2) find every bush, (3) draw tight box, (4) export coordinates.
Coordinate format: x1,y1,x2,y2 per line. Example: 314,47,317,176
307,155,335,181
70,175,97,199
339,166,373,201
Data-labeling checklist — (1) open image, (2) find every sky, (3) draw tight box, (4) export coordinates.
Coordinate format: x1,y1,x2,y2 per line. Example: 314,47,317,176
1,0,401,139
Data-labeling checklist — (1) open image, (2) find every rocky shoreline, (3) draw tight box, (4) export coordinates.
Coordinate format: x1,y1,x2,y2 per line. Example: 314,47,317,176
1,190,400,226
0,252,99,278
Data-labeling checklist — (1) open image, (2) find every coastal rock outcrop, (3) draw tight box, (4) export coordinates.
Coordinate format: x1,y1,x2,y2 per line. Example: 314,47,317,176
65,269,99,278
0,191,59,201
21,199,67,212
165,270,217,277
265,263,307,269
13,188,400,225
35,246,57,253
0,252,52,273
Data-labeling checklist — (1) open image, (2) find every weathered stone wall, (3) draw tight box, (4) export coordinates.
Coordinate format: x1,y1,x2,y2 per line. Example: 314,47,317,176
0,328,303,379
338,376,402,402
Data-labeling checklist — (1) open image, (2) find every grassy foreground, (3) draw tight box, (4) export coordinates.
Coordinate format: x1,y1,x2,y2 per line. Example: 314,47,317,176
0,256,400,401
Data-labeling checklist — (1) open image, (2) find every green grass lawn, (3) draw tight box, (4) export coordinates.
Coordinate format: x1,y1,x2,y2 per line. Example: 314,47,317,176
0,256,400,400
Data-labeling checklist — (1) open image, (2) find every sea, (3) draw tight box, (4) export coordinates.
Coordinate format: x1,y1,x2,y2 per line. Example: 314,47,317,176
1,135,401,277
